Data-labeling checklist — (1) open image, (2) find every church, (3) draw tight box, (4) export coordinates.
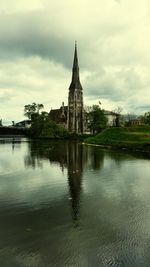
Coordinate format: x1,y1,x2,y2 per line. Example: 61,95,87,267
49,43,117,133
49,43,84,133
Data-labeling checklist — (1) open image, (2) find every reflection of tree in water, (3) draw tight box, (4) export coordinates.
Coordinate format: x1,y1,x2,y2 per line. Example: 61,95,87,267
105,150,135,169
24,141,46,168
24,141,68,169
0,138,22,153
89,146,104,170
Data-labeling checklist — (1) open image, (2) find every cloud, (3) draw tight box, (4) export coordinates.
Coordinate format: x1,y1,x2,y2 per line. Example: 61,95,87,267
0,57,70,124
83,65,150,113
0,0,150,124
0,91,14,103
114,0,120,3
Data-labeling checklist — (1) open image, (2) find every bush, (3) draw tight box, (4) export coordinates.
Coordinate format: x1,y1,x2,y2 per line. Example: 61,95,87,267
28,113,69,138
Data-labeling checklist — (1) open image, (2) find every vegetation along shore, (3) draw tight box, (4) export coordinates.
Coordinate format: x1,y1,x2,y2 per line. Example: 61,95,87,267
84,126,150,154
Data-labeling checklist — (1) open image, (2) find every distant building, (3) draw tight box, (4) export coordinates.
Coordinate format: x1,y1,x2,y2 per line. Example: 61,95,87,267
122,114,144,126
132,120,142,125
127,119,143,126
15,120,31,128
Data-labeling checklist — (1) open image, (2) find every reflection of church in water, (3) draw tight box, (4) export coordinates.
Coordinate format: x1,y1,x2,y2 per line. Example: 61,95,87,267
50,142,87,224
46,142,105,224
24,141,105,225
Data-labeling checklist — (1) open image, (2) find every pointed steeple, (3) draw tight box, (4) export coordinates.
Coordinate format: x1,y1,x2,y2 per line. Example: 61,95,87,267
69,42,83,91
73,41,79,70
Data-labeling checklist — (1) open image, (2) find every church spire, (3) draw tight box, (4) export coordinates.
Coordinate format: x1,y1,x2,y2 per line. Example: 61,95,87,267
68,42,84,133
73,41,79,70
69,42,83,91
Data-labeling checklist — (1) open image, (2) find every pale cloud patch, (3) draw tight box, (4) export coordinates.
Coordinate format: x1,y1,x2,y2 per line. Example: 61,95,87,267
0,0,44,14
0,57,70,124
84,65,150,114
0,90,14,103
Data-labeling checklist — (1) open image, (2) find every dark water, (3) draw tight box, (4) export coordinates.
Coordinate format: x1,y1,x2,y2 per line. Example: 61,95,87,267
0,138,150,267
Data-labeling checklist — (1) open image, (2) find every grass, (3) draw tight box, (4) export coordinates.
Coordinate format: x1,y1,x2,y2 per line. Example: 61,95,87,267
85,125,150,152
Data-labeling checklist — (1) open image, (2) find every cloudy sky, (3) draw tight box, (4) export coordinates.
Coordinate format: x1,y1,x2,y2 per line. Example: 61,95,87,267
0,0,150,124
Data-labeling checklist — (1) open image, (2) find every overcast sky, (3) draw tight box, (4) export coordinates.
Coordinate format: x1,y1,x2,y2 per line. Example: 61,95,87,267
0,0,150,124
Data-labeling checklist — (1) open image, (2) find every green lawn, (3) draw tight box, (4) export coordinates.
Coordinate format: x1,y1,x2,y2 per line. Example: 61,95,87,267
85,126,150,152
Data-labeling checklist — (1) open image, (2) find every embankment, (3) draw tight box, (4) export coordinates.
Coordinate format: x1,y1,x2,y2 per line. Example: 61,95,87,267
85,126,150,154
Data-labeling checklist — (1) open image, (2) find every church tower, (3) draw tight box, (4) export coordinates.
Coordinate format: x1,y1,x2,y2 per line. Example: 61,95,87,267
68,43,84,133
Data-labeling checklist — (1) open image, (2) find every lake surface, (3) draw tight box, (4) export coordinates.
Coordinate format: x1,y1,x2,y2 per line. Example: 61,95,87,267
0,138,150,267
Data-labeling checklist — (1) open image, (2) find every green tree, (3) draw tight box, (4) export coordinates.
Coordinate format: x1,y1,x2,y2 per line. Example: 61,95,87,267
144,112,150,125
88,105,108,134
29,112,68,138
24,103,44,119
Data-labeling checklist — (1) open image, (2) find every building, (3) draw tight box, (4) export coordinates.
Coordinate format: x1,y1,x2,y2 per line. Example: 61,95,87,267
49,102,68,129
68,42,84,133
14,120,31,128
121,114,144,126
49,43,84,133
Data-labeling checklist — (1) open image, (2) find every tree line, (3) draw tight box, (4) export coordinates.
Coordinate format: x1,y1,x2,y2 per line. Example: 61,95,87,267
24,102,108,137
24,102,150,138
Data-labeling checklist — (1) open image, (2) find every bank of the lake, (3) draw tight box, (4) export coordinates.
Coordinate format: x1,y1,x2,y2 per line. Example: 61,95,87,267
85,126,150,154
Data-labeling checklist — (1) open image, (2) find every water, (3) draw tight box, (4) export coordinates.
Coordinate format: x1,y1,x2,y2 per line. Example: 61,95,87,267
0,138,150,267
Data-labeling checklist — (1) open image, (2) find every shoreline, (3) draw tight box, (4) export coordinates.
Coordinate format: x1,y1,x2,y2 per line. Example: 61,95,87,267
84,126,150,157
0,134,149,157
83,142,150,158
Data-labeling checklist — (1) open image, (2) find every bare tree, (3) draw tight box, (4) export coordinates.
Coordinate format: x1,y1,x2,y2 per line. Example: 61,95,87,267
24,103,44,119
112,106,123,127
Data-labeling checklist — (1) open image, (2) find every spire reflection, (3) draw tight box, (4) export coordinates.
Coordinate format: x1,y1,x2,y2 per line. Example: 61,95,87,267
67,142,84,226
24,141,105,226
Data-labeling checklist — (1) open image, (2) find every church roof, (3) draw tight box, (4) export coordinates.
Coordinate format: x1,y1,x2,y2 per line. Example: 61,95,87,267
69,42,83,91
49,106,68,124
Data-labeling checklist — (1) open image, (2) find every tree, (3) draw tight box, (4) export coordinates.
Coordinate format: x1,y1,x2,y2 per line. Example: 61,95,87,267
24,103,44,120
29,112,68,138
144,111,150,125
88,105,108,134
